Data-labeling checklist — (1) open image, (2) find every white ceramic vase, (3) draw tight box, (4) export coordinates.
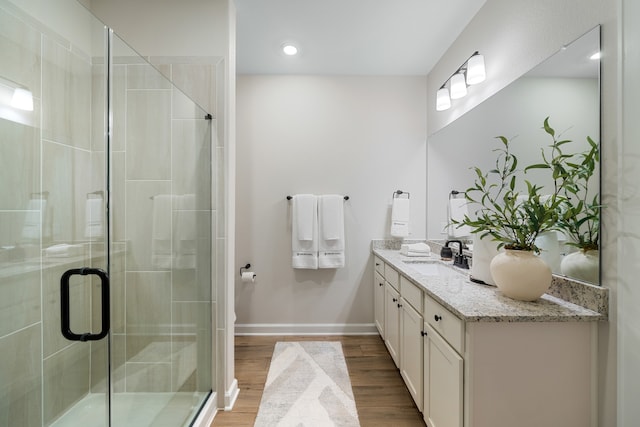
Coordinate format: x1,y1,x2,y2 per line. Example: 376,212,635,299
490,249,552,301
560,250,599,283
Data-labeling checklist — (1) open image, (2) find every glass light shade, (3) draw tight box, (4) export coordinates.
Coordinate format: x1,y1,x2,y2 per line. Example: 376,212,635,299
282,44,298,55
11,87,33,111
449,73,467,99
466,54,486,85
436,87,451,111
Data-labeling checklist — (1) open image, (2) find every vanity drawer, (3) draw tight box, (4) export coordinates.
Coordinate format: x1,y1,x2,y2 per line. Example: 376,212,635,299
374,256,384,275
401,276,422,312
384,264,400,291
424,294,464,354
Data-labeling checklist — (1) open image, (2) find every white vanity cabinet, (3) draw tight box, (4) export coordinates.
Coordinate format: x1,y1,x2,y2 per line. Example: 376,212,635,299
373,256,385,336
400,276,424,411
372,248,602,427
423,296,464,427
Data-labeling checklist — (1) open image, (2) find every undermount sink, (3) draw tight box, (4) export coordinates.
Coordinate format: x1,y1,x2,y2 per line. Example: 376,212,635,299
403,260,465,277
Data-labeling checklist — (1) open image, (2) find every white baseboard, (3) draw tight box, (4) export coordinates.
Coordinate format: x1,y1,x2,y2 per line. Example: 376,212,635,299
225,378,240,411
235,323,378,336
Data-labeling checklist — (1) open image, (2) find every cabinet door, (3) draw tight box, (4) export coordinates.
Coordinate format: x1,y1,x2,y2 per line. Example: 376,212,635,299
384,283,400,367
424,323,463,427
374,271,386,337
401,301,423,412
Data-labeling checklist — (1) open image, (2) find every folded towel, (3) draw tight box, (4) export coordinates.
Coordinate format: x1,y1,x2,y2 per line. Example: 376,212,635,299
152,195,173,269
401,242,431,256
292,194,318,269
85,196,104,239
294,194,316,241
45,243,84,258
318,195,345,268
448,198,471,238
390,197,410,238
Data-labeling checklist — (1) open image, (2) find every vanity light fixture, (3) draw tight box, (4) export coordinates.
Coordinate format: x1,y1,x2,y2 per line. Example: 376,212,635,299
435,51,486,111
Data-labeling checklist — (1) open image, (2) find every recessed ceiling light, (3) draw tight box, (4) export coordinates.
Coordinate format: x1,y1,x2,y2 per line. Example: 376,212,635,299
590,52,601,60
282,44,298,56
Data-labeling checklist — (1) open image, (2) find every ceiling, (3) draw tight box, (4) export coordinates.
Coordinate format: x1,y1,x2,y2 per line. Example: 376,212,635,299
235,0,487,75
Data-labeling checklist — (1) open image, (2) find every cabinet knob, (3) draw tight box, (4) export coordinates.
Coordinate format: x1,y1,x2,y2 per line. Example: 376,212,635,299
397,303,402,308
392,298,398,302
379,282,384,287
421,330,427,337
375,263,380,266
434,315,442,322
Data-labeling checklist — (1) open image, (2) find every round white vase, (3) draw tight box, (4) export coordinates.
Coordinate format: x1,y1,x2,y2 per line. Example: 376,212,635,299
490,249,552,301
560,250,599,283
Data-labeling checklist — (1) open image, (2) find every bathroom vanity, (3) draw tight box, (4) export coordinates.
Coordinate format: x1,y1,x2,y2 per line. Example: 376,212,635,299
372,241,606,427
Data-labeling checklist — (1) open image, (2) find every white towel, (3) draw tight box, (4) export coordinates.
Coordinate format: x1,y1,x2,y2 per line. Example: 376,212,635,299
22,199,45,241
292,194,318,269
84,196,104,239
152,195,173,269
390,197,410,238
175,194,196,269
448,198,471,238
318,195,345,268
401,242,431,256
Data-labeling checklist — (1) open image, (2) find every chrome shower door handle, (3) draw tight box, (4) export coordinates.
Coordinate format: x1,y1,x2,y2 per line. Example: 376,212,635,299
60,267,110,341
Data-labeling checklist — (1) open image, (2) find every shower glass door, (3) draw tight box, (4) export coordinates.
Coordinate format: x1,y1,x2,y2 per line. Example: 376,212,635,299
0,1,214,426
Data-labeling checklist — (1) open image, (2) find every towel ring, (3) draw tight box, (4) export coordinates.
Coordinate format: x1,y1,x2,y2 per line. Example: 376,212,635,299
393,190,410,199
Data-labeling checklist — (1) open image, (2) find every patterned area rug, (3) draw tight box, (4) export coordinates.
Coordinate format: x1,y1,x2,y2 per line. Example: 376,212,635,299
254,341,361,427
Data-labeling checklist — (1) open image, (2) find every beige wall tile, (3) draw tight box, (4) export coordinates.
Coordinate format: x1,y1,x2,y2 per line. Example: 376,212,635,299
0,270,40,337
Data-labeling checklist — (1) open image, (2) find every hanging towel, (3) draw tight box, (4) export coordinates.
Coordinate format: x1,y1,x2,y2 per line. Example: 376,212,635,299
151,195,173,269
175,194,196,269
448,198,471,238
390,197,410,238
84,196,104,239
292,194,318,269
318,195,345,268
22,198,45,241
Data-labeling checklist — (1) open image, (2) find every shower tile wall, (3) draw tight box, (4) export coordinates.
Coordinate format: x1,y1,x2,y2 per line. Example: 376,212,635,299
0,4,99,425
107,53,216,394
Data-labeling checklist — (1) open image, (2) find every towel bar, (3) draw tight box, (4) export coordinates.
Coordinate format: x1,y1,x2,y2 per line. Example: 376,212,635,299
286,195,349,200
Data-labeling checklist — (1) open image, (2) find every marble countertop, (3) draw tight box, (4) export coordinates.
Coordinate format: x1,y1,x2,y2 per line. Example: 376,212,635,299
373,248,604,323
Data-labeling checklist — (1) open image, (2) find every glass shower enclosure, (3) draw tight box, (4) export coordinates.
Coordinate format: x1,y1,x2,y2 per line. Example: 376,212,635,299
0,0,216,425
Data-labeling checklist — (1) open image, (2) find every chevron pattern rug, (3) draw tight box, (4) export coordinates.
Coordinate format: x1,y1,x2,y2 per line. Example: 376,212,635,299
254,341,361,427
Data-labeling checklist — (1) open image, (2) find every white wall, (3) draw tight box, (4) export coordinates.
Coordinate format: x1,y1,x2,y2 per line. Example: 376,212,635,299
619,0,640,424
426,0,618,425
235,75,427,334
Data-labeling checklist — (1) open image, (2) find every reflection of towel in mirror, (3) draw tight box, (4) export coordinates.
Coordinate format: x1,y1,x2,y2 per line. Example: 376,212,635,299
448,198,471,238
292,194,318,269
22,199,45,241
151,195,173,269
175,194,196,269
85,196,104,239
318,195,345,268
390,197,410,237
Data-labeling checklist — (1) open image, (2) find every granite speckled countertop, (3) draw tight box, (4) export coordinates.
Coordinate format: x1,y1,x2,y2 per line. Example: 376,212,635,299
373,247,605,323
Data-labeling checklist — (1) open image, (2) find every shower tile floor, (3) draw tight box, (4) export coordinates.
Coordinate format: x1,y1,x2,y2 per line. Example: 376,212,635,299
50,392,207,427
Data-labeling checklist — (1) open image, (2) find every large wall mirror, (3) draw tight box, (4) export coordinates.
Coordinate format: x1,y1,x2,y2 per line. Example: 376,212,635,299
427,26,601,285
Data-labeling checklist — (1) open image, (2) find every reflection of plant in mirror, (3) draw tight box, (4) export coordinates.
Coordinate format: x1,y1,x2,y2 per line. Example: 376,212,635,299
456,131,566,253
525,117,600,251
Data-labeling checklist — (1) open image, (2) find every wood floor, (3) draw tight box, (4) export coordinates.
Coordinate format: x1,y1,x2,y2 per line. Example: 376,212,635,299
210,335,425,427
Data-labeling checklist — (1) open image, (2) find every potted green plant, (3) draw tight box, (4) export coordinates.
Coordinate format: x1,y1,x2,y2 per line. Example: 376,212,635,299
526,119,600,282
456,119,571,301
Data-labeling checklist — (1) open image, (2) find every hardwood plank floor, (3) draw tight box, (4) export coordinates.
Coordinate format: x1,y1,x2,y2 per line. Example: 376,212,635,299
211,335,425,427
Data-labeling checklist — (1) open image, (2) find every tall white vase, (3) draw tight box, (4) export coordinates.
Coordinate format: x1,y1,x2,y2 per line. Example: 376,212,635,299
490,249,552,301
470,233,499,285
560,250,599,283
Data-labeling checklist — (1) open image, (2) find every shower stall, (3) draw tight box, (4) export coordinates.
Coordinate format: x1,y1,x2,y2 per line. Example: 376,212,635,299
0,0,219,425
